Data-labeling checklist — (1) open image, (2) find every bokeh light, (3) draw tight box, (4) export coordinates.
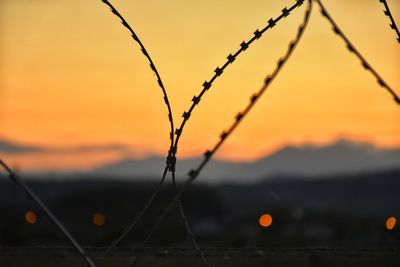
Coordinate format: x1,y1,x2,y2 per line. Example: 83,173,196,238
259,213,273,228
386,216,397,230
92,212,106,227
25,211,37,224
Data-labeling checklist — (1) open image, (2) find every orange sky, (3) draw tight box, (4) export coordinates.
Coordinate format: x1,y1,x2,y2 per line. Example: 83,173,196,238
1,0,399,171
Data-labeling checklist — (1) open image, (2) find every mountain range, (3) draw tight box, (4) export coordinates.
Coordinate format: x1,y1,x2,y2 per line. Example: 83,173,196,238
91,140,400,183
1,138,399,183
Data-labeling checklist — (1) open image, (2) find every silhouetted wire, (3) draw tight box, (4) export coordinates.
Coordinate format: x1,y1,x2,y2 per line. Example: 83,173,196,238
104,0,306,255
127,0,305,265
171,0,306,154
3,1,396,264
130,1,313,266
105,166,169,252
379,0,400,43
0,160,96,267
172,171,210,266
98,0,176,166
99,0,190,254
99,0,175,139
316,0,400,104
99,1,205,261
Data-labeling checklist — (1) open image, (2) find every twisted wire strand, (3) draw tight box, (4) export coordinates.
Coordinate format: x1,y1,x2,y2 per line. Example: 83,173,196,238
0,160,96,267
316,0,400,104
131,1,313,266
105,0,305,253
99,1,204,261
379,0,400,43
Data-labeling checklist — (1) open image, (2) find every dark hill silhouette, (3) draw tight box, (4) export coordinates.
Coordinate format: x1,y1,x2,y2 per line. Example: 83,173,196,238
1,138,399,182
92,140,400,183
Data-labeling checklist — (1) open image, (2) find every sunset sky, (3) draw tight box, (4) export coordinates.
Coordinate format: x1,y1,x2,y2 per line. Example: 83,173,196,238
0,0,399,172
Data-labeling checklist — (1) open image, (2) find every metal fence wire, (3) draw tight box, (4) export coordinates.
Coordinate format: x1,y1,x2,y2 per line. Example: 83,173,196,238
0,0,399,266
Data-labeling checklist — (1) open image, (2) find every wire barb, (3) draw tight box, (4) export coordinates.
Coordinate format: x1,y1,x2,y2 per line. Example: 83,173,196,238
379,0,400,43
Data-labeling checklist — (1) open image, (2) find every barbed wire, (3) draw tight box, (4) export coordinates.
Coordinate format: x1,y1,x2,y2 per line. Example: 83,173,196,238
170,0,306,155
99,0,175,142
2,1,399,265
98,0,176,181
104,0,306,258
165,3,305,260
379,0,400,43
130,1,313,266
134,1,308,265
0,160,96,267
316,0,399,104
98,1,206,263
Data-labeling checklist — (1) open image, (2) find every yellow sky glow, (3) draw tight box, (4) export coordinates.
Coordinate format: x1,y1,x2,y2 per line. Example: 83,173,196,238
1,0,399,171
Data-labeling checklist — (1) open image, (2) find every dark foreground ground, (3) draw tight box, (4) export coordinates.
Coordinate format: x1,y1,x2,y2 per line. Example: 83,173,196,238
1,169,399,266
1,247,400,267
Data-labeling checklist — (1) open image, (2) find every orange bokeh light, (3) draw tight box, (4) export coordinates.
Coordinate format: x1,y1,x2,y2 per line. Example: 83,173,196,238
259,213,273,228
25,211,37,224
386,216,397,230
92,213,106,227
